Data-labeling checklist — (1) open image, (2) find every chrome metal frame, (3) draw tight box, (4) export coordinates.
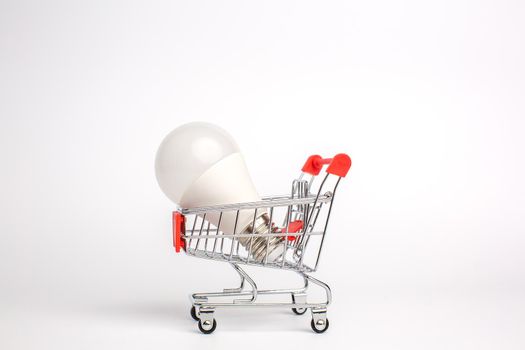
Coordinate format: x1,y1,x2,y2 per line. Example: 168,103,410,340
178,171,343,333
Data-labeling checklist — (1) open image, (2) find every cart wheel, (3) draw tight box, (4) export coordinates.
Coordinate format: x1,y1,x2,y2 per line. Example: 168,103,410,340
198,318,217,334
292,307,307,315
311,318,329,333
190,306,199,321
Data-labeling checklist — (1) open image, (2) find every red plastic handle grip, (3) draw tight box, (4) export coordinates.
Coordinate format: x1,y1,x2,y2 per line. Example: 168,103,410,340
301,153,352,177
172,212,186,253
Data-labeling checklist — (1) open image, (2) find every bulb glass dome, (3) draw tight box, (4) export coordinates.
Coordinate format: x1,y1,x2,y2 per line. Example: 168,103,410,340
155,122,240,204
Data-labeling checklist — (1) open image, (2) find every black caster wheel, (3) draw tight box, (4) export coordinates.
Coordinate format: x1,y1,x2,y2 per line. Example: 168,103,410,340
292,307,307,315
190,306,199,321
198,319,217,334
311,318,329,333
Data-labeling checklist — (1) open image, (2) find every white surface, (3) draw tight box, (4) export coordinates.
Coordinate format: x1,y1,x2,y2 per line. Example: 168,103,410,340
1,0,524,349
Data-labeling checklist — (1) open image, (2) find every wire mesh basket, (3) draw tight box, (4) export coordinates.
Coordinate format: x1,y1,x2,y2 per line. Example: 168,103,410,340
171,154,351,333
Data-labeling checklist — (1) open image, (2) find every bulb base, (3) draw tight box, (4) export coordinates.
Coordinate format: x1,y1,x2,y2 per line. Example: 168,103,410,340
239,213,285,263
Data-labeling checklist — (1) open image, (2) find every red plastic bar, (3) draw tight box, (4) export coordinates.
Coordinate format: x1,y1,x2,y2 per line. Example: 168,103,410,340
172,211,185,252
281,220,304,241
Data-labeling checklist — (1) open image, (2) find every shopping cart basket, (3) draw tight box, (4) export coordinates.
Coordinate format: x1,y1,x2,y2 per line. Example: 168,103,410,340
172,153,351,333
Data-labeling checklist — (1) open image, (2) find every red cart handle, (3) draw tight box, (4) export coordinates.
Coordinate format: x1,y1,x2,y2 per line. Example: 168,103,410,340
172,212,186,252
301,153,351,177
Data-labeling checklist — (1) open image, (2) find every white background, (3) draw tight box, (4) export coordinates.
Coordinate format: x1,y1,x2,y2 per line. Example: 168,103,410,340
1,0,524,349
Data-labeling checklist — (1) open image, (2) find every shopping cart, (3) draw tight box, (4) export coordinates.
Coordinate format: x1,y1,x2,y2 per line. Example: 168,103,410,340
172,153,351,333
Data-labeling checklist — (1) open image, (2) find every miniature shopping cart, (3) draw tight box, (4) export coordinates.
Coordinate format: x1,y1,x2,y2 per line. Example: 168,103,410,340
172,154,351,333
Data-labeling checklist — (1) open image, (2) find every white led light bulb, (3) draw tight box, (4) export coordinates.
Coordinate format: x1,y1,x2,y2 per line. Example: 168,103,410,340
155,122,284,261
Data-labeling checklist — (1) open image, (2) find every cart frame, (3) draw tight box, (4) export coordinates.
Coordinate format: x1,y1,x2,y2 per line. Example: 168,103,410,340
172,154,351,333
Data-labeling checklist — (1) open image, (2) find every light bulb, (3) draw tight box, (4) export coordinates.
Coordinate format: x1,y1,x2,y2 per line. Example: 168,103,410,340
155,122,284,262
